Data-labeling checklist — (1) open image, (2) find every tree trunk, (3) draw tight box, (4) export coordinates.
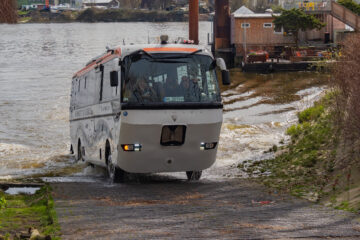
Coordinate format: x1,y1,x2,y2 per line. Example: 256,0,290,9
0,0,17,24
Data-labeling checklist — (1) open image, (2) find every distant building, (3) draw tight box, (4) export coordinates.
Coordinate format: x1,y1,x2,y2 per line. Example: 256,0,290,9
21,3,47,10
230,5,348,58
231,6,294,57
82,0,120,9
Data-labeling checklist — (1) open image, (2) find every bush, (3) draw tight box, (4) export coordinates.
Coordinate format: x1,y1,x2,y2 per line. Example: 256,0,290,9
298,104,324,123
0,196,7,209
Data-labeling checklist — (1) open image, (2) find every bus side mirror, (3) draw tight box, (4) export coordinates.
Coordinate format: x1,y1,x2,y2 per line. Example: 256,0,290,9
221,70,230,86
216,58,231,85
110,71,119,87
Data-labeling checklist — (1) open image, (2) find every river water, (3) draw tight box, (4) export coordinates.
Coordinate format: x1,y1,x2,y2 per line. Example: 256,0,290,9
0,22,328,181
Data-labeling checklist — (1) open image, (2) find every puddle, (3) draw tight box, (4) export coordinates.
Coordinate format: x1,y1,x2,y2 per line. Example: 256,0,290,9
5,187,40,195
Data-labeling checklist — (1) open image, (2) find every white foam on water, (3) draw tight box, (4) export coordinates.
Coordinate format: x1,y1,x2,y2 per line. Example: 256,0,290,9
0,143,30,157
5,187,40,195
41,176,100,183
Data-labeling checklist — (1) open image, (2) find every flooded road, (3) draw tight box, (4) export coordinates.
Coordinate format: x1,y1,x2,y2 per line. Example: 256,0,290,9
0,22,328,181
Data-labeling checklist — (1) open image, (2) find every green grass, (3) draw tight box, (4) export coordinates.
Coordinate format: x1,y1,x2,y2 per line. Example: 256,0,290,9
0,185,60,239
17,10,29,16
241,92,338,202
335,201,358,213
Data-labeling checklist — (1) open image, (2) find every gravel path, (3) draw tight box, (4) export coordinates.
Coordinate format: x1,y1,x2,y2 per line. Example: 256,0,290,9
52,175,360,240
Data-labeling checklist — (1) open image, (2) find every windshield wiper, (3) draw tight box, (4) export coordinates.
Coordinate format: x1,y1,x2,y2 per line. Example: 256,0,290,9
154,49,203,59
149,59,188,64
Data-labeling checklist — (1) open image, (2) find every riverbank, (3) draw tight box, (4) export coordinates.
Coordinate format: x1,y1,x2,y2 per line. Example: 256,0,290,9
17,9,211,23
240,91,360,211
0,184,60,239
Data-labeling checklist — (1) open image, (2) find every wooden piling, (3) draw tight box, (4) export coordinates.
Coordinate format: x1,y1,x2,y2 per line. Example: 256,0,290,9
189,0,199,44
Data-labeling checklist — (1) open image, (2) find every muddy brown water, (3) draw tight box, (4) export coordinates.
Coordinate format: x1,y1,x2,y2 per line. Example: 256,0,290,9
0,22,328,181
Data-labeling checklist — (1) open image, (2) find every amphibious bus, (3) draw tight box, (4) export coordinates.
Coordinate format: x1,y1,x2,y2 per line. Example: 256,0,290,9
70,38,230,182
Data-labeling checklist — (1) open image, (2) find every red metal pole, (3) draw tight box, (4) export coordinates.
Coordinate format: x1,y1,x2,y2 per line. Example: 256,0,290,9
189,0,199,44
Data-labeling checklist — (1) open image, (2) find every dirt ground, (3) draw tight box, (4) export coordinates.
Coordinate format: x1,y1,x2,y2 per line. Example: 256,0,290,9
52,174,360,240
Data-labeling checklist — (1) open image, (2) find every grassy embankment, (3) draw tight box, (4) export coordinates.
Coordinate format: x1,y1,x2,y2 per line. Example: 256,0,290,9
0,185,60,239
240,34,360,212
240,92,359,211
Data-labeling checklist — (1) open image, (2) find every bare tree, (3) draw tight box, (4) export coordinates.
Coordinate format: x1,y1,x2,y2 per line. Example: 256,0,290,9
0,0,17,24
332,33,360,166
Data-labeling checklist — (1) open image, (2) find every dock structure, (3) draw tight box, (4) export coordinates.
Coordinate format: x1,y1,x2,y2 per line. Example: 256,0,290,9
212,0,360,68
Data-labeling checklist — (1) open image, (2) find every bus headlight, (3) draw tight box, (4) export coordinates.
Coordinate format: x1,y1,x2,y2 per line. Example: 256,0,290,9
122,144,142,152
200,142,217,150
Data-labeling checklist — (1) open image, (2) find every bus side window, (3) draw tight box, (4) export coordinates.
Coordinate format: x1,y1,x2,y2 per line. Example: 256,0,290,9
71,78,76,107
101,62,119,102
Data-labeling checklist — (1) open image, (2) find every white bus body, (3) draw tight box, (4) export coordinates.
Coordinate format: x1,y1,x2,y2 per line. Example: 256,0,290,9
70,43,230,182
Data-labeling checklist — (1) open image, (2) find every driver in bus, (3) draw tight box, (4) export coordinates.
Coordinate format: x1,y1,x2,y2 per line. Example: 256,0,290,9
180,76,201,102
132,77,158,102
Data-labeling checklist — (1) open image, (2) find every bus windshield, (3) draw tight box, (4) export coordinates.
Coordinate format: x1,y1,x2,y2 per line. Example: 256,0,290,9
122,53,221,104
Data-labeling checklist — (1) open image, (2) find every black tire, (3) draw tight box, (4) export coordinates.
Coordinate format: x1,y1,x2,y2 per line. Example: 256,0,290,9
77,140,82,162
186,171,202,181
107,154,126,183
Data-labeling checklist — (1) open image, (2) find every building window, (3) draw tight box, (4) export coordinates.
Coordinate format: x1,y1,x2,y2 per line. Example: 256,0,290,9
241,23,250,28
274,25,283,34
263,23,273,28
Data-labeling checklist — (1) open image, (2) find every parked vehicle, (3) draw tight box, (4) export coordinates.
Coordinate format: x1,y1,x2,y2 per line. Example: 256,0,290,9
70,39,230,182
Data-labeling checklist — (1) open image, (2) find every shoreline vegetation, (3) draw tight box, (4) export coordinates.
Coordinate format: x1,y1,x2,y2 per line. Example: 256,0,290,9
17,9,211,24
0,185,60,240
239,33,360,212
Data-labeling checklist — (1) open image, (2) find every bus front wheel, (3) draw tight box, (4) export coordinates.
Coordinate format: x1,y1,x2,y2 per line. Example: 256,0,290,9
107,155,126,183
77,140,82,162
186,171,202,181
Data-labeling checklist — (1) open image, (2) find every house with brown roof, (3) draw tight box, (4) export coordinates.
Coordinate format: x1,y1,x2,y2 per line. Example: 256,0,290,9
231,6,295,58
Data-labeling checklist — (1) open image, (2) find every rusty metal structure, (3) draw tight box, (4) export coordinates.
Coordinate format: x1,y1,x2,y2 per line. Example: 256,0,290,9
214,0,231,50
0,0,17,24
188,0,231,48
189,0,199,44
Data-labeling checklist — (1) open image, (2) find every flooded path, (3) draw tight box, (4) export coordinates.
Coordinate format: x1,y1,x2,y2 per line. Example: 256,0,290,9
3,22,358,239
0,22,328,181
53,179,360,240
